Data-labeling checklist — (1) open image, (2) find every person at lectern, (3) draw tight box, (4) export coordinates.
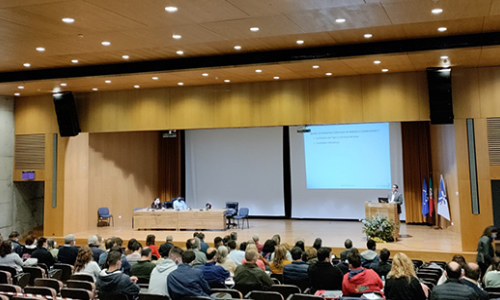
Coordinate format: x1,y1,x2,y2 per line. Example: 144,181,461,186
151,198,162,210
173,197,187,211
388,184,403,214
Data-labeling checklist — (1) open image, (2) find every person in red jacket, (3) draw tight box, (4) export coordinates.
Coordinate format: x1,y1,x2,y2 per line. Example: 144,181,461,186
342,249,384,297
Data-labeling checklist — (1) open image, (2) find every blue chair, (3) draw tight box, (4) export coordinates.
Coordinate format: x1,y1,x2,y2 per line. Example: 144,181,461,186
98,207,113,227
233,207,249,229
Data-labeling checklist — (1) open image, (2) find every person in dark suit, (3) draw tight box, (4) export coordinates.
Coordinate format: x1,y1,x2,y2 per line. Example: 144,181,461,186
31,237,56,268
388,184,404,214
57,234,79,265
151,198,162,209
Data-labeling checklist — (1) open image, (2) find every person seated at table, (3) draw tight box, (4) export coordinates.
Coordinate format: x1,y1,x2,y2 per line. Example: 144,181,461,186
151,198,162,209
173,197,187,210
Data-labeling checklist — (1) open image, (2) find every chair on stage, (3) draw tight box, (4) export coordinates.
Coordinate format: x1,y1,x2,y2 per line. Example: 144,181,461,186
225,202,238,229
98,207,114,227
234,207,249,229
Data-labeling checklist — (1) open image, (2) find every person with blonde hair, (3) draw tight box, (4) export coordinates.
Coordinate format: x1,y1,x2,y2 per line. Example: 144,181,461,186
242,244,267,271
74,246,101,282
270,245,292,274
385,253,426,300
305,247,318,265
216,245,237,275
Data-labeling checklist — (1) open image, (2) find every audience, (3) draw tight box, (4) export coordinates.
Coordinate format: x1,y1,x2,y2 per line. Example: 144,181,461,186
313,238,322,250
342,249,384,297
186,238,207,266
485,257,500,288
308,247,343,293
261,239,276,261
167,250,212,300
227,240,245,265
242,244,267,270
97,250,140,299
234,248,273,292
58,234,79,265
431,261,478,300
216,245,237,275
384,253,426,300
253,234,263,252
130,247,156,280
437,255,467,285
462,262,489,300
230,232,238,242
88,235,104,263
149,246,183,296
305,247,318,265
126,240,142,266
213,236,223,249
197,233,209,254
47,238,58,258
295,240,305,252
361,239,380,269
8,231,23,257
283,246,309,285
99,237,116,268
198,247,230,287
270,244,292,274
159,235,174,258
100,242,131,274
22,234,37,259
31,237,56,268
371,248,392,278
74,246,101,282
145,235,160,259
340,239,353,261
0,240,24,273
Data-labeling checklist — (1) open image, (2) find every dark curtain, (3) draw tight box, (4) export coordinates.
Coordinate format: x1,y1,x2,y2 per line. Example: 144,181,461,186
158,132,182,203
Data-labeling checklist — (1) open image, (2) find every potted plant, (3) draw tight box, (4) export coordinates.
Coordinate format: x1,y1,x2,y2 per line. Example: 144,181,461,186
362,215,397,242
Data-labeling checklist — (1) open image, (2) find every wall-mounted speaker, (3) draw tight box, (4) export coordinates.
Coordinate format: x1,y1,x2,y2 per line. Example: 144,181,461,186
427,68,454,124
53,92,81,137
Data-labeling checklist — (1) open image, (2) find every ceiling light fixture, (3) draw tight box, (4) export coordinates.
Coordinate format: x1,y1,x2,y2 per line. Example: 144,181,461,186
312,65,319,69
134,85,140,89
274,76,280,80
224,79,230,83
234,45,242,50
122,55,130,59
14,93,20,96
152,77,159,80
250,27,259,32
296,40,304,45
382,69,389,72
255,69,262,73
62,18,74,23
60,83,67,87
432,8,443,14
326,73,332,76
105,80,111,84
364,33,373,38
440,55,449,59
335,18,346,23
172,34,182,39
23,63,31,67
438,27,447,32
176,50,184,55
36,47,45,52
101,41,111,46
18,86,24,89
374,60,381,64
165,6,178,12
202,73,209,77
71,59,79,63
178,82,184,86
92,88,98,91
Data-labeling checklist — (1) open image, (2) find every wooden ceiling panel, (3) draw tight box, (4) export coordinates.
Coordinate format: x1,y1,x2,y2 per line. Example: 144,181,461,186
285,3,392,33
401,17,485,38
281,59,358,77
478,45,500,66
482,15,500,32
226,0,365,16
0,18,58,41
408,48,482,69
0,0,65,9
489,0,500,15
328,24,407,44
341,54,415,74
382,0,492,24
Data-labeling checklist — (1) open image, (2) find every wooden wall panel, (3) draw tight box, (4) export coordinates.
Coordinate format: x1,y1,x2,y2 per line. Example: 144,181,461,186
14,95,58,134
453,68,481,119
215,82,261,128
416,72,431,121
169,85,216,129
491,166,500,179
309,76,364,124
478,67,500,118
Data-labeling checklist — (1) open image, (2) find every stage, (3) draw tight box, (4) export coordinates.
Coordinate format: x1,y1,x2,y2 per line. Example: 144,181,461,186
54,219,474,262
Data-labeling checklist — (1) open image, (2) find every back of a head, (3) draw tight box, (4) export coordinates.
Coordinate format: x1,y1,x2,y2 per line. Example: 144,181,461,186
344,239,353,249
230,232,238,241
272,234,281,245
47,238,56,250
65,234,75,245
388,253,415,279
245,249,258,262
452,255,466,268
347,249,361,268
186,238,194,250
107,250,122,267
168,246,183,260
198,232,205,240
380,248,390,263
252,234,259,243
141,247,152,258
317,247,331,262
306,247,317,260
37,237,47,248
227,240,237,250
128,238,138,250
88,235,98,246
262,240,276,253
159,244,170,258
166,235,173,243
111,245,123,254
273,245,288,262
206,248,217,261
366,239,376,250
313,238,322,250
192,237,200,250
146,234,155,246
295,241,305,252
132,241,142,252
105,238,115,250
9,231,19,239
291,247,303,261
214,237,223,248
25,235,36,246
217,246,229,263
446,261,462,279
240,242,248,251
115,237,123,247
0,240,12,257
464,262,481,281
182,250,196,264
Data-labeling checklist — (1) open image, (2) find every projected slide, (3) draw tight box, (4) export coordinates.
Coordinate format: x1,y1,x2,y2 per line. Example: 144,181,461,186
304,123,391,189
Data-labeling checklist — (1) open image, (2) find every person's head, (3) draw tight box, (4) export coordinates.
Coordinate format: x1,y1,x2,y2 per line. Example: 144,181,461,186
347,249,361,269
305,247,317,261
295,241,305,252
380,248,390,263
25,234,36,246
166,235,173,243
252,234,259,244
273,244,288,266
214,237,223,249
111,245,124,255
230,232,238,242
227,240,237,251
74,246,93,273
88,235,98,246
483,226,498,239
452,255,466,268
154,198,160,204
272,234,281,245
146,234,155,246
47,238,56,250
492,257,500,271
141,247,152,260
392,184,399,192
105,237,116,250
262,239,276,253
317,247,332,263
127,238,138,250
37,237,47,248
240,242,248,251
290,246,303,261
216,246,229,264
186,238,200,250
223,235,231,246
193,232,199,238
64,234,76,246
366,239,376,251
9,231,19,241
131,241,142,252
115,237,123,247
182,250,196,265
107,250,123,270
445,261,463,279
344,239,353,250
168,246,183,264
464,262,481,282
313,238,322,250
198,233,205,241
245,249,259,263
387,253,416,279
158,244,170,258
0,240,12,257
206,247,217,262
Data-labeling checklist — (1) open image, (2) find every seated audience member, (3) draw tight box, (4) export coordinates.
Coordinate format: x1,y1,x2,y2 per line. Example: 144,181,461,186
438,255,467,285
126,240,142,266
149,246,183,296
186,238,207,266
214,237,223,250
295,240,305,252
88,235,104,263
461,262,489,300
308,247,343,293
97,251,140,299
342,249,384,297
9,231,23,257
198,233,209,255
146,235,160,259
230,232,238,242
167,250,212,300
234,249,273,292
159,235,174,258
283,247,309,284
253,234,264,252
360,239,379,269
125,238,138,256
227,240,245,265
58,234,79,265
74,246,101,282
199,247,230,287
270,242,293,262
261,239,276,261
130,247,156,280
240,242,248,252
305,247,318,265
31,237,56,268
242,244,268,271
337,248,356,276
384,253,426,300
485,257,500,288
47,238,58,259
313,238,322,250
101,243,131,274
340,239,353,261
99,237,116,268
0,240,24,273
216,245,237,275
22,235,37,259
371,248,392,278
431,261,479,300
270,244,292,274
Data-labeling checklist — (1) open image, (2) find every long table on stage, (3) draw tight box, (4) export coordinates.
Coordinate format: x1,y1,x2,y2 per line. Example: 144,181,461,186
133,209,226,230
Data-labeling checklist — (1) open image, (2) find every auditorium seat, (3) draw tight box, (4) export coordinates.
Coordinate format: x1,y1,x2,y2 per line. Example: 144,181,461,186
139,293,171,300
287,294,323,300
210,288,243,299
485,287,500,299
66,280,96,297
24,286,58,298
70,274,94,283
61,287,93,300
0,266,30,288
270,284,301,299
245,290,284,300
34,278,63,295
0,271,12,284
22,267,45,286
53,263,73,283
0,283,22,294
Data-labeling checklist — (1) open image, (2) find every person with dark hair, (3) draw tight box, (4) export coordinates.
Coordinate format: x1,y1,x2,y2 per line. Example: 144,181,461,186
149,246,183,296
295,240,305,252
283,247,309,285
227,240,245,265
261,239,276,261
214,237,223,249
313,238,322,250
97,251,140,300
361,239,379,268
340,239,353,261
167,250,212,300
73,246,101,281
342,249,383,297
159,235,174,258
370,248,391,278
485,257,500,287
146,235,160,260
130,247,155,280
58,234,79,265
197,233,209,254
31,237,56,268
198,247,230,287
430,261,478,300
230,232,238,242
308,247,343,293
240,242,248,252
100,243,131,274
186,238,207,266
126,240,143,266
384,253,426,300
388,183,404,214
98,237,117,268
478,225,498,276
22,234,37,259
234,249,273,292
461,262,488,300
0,240,24,272
125,238,138,255
338,248,358,275
8,231,23,257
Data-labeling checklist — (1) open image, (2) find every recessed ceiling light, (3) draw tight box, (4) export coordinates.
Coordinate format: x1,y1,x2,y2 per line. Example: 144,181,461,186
134,85,140,89
440,55,449,59
53,87,61,93
18,86,24,89
432,8,443,14
122,55,129,59
296,40,304,45
326,73,332,76
23,63,31,67
71,59,79,63
105,80,111,84
165,6,178,12
374,60,381,64
178,82,184,86
172,34,182,39
364,33,373,38
60,83,67,87
101,41,111,46
438,27,447,32
152,77,159,80
250,27,259,32
92,88,98,91
202,73,209,77
14,93,20,96
36,47,45,52
335,18,346,23
274,76,280,80
382,69,389,72
176,50,184,55
224,79,230,83
234,45,242,50
255,69,262,73
62,18,74,23
312,65,319,69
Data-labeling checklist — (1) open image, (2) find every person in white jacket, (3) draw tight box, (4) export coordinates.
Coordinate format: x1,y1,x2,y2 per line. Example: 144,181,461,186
149,246,183,296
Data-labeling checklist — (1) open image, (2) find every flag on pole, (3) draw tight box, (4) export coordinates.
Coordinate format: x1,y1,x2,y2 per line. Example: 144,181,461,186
438,175,451,221
422,178,429,217
429,177,435,216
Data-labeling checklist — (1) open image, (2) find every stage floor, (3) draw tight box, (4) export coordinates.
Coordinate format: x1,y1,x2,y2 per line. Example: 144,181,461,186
64,219,472,262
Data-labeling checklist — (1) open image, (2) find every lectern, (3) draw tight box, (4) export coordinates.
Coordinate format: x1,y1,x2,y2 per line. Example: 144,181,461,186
365,202,400,239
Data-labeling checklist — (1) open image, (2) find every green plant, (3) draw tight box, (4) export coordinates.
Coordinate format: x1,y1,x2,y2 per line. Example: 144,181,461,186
362,215,397,242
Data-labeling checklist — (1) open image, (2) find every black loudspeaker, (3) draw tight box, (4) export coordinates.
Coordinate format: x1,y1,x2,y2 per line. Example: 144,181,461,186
427,68,454,124
53,92,81,137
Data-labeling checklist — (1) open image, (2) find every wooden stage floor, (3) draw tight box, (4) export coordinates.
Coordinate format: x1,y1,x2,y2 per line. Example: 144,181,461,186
64,219,473,262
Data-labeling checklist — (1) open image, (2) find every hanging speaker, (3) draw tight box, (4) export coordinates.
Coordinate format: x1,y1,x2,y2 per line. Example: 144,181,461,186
427,68,454,124
53,92,81,137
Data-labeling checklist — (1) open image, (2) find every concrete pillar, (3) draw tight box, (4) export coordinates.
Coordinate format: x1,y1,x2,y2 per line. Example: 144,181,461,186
0,96,14,239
